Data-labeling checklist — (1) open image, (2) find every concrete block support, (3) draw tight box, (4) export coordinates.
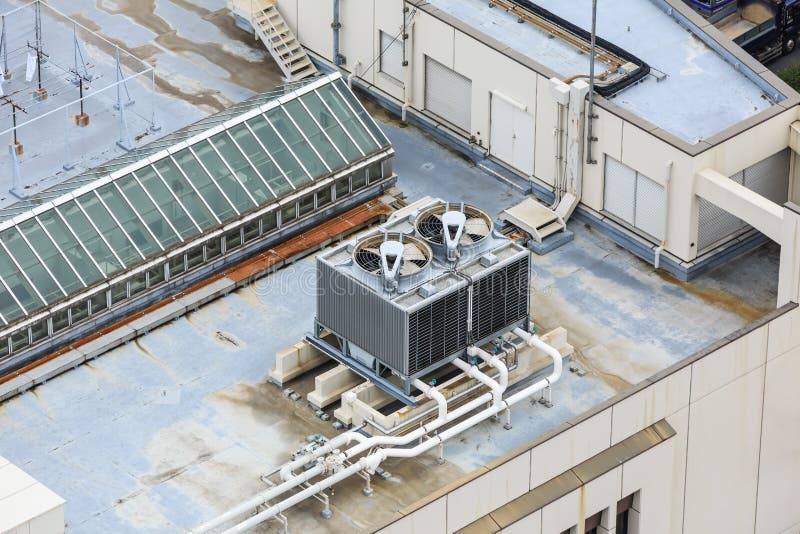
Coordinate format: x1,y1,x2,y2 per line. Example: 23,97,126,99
307,364,364,409
269,340,329,386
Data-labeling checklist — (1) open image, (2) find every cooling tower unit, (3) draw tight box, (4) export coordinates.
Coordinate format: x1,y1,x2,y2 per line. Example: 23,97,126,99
310,200,530,405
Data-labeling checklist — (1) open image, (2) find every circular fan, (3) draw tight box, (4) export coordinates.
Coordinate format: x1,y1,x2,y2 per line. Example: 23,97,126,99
415,203,493,246
353,234,432,276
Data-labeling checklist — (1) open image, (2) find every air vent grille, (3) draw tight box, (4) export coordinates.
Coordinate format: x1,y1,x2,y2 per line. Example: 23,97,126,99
472,255,530,341
408,287,469,375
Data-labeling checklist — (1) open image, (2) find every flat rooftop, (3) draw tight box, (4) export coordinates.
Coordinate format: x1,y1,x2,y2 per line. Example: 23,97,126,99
0,0,283,208
0,106,780,531
426,0,777,144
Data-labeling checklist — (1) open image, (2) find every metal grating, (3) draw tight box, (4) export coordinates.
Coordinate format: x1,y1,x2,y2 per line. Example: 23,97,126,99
407,287,469,376
471,255,530,342
697,149,789,253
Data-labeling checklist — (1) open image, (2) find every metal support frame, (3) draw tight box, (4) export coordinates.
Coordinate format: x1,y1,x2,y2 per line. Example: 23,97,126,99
585,0,598,165
114,47,132,151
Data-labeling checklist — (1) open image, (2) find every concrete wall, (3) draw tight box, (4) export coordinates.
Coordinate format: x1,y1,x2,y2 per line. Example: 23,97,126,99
277,0,800,264
374,304,800,534
0,457,65,534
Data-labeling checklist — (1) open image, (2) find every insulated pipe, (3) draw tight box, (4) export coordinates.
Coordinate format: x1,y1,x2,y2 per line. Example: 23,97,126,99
654,160,673,269
217,335,564,533
468,346,508,393
452,358,502,407
413,378,447,423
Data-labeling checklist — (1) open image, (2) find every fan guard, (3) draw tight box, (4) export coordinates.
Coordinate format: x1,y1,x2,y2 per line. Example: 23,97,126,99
415,203,493,246
353,234,432,277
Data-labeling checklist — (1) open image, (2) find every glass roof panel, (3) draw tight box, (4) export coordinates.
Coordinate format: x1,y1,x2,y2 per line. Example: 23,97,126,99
0,247,44,313
265,108,325,182
0,278,24,323
333,79,391,146
36,211,105,285
152,160,217,231
17,219,84,294
1,228,63,303
246,114,309,188
96,185,162,256
115,175,182,249
228,124,294,196
189,142,255,214
75,193,142,267
316,83,380,153
133,167,198,240
282,100,346,170
299,92,364,161
56,201,124,277
207,134,275,204
172,149,238,220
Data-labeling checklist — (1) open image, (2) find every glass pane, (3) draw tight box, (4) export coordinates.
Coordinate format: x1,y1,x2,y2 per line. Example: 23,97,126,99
96,186,161,256
1,228,63,303
187,245,204,269
90,291,107,315
110,283,127,306
129,272,147,297
317,185,331,208
52,308,69,333
17,219,83,294
134,167,198,239
148,265,165,287
228,124,294,197
206,238,222,260
0,278,24,322
75,193,142,267
282,100,346,170
335,176,350,199
172,149,238,220
0,338,8,359
57,200,124,277
169,255,186,278
36,212,104,284
243,220,259,243
115,174,181,248
334,79,390,146
225,228,242,251
30,319,47,343
281,203,297,224
265,108,326,181
191,142,255,213
71,300,88,323
247,114,310,187
208,134,274,204
300,92,363,161
316,84,380,153
261,211,277,233
0,249,43,312
11,329,29,352
153,160,217,230
299,194,314,217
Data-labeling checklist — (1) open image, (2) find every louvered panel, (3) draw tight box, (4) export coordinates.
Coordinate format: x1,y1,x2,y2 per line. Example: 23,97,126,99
425,56,472,132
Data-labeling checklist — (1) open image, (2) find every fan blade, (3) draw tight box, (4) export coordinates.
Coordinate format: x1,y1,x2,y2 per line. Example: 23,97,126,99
463,217,490,236
400,261,422,275
403,243,428,262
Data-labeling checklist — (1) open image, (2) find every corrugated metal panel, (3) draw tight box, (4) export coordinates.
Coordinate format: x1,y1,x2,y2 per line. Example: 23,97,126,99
603,156,636,225
635,175,665,241
425,56,472,132
317,260,407,373
408,287,469,376
380,31,404,83
472,254,530,342
698,149,789,253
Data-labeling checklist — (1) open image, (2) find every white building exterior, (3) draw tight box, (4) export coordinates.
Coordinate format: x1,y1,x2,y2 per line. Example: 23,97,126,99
267,1,800,532
273,0,800,282
0,457,64,534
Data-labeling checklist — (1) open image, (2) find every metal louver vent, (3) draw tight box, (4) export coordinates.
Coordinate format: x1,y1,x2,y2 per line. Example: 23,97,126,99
472,254,530,341
408,287,469,375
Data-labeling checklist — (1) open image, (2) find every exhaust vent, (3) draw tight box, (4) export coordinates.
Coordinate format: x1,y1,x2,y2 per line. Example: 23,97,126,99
415,203,493,262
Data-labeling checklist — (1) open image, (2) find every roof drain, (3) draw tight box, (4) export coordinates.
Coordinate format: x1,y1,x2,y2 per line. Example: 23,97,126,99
193,333,564,533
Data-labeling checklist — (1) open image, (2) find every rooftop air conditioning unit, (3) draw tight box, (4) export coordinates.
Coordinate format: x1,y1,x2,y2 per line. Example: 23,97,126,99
311,199,530,403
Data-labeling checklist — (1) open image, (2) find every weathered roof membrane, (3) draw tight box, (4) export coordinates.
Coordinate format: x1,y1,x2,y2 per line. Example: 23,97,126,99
425,0,782,144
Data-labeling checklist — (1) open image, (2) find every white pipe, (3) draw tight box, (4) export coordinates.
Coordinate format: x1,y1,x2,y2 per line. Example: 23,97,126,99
654,160,673,269
452,358,502,407
468,346,508,392
413,378,447,423
221,335,564,533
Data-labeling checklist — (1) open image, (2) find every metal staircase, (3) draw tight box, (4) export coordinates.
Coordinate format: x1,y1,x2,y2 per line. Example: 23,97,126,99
229,0,318,82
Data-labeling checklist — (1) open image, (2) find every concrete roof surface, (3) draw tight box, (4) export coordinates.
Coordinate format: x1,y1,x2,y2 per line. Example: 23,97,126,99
0,107,779,532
